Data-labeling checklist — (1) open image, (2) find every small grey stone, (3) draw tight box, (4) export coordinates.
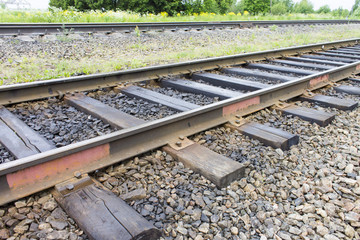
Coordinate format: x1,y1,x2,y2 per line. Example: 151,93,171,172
324,234,340,240
345,212,360,222
50,219,68,230
43,200,58,211
344,164,354,173
143,204,154,212
177,226,188,235
120,188,146,201
302,204,315,213
141,209,150,216
210,214,219,223
14,201,27,208
344,225,355,238
199,223,209,233
289,226,302,235
29,222,39,232
200,213,209,222
13,224,29,234
218,220,229,228
317,225,329,236
231,226,239,235
38,222,52,230
275,148,284,156
278,231,291,240
47,230,60,240
0,229,10,239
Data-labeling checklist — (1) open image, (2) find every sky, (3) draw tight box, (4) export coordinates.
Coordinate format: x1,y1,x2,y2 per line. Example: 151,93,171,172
296,0,355,11
22,0,357,11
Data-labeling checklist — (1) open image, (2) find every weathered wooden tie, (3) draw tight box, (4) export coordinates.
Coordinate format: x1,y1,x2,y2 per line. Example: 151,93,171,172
299,94,358,111
280,106,336,127
271,59,333,70
64,93,145,129
300,55,355,63
228,122,299,150
120,85,199,112
246,63,319,76
334,85,360,96
163,138,245,188
161,78,242,100
342,47,360,51
0,107,55,159
286,57,345,66
222,67,296,82
54,176,161,240
319,52,360,60
192,73,270,91
328,49,360,55
347,78,360,82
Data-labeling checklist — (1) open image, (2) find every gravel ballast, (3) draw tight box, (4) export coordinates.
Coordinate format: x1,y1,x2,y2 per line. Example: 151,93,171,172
89,89,178,120
7,98,114,148
2,85,359,239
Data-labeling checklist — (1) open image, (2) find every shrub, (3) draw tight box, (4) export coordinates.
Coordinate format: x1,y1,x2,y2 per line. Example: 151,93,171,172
317,5,331,14
271,2,287,15
293,0,314,14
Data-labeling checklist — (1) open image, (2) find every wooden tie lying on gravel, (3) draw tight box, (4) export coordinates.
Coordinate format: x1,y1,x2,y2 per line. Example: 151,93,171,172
192,72,270,91
300,54,355,63
64,93,145,129
0,107,55,158
119,85,199,112
53,175,161,240
163,138,246,188
227,121,299,151
280,105,336,127
222,67,296,82
161,78,242,100
334,85,360,95
246,63,319,76
298,94,358,111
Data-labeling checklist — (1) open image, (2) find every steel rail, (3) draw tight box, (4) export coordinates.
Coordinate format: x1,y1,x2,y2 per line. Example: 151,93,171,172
0,19,358,35
0,38,358,106
0,40,360,205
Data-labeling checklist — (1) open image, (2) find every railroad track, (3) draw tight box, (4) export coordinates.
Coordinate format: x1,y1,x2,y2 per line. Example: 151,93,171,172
0,19,359,35
1,38,360,239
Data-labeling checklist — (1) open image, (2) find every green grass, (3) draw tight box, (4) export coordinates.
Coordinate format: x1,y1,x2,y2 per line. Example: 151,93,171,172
2,24,360,85
0,8,357,23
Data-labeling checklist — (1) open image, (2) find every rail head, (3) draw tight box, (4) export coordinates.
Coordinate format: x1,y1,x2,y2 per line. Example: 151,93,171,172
0,19,359,35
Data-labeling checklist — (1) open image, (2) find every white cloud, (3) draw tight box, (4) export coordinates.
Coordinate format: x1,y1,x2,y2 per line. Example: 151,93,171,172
28,0,49,9
293,0,354,11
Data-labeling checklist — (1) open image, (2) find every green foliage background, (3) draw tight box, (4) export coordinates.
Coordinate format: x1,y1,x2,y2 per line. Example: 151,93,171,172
49,0,234,15
47,0,360,18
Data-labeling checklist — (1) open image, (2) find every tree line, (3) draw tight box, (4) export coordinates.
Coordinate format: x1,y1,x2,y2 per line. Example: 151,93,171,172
48,0,356,17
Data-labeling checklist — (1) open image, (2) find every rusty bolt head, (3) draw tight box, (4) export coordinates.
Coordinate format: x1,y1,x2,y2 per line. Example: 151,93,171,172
235,115,241,119
179,136,185,140
66,184,74,191
74,171,81,179
235,120,241,124
176,141,182,147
